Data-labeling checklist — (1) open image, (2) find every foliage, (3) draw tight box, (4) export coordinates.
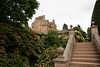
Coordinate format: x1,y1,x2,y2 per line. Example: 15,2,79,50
87,27,91,41
38,30,69,67
0,0,39,26
42,30,68,48
73,26,86,38
92,0,100,35
78,24,81,29
75,30,86,42
37,47,58,67
0,23,44,66
62,23,68,30
42,30,59,48
59,36,69,48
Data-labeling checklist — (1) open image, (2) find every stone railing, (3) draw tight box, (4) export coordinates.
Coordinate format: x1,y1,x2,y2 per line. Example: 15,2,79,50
91,21,100,52
93,33,100,52
53,25,75,67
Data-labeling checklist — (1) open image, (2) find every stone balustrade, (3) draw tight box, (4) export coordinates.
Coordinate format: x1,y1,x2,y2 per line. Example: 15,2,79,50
53,25,75,67
91,21,100,52
93,33,100,52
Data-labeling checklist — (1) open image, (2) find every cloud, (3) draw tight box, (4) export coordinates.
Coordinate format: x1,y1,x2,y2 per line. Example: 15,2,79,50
28,0,96,32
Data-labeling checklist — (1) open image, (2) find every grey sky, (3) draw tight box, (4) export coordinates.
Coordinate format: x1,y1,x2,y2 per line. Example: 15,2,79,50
28,0,96,32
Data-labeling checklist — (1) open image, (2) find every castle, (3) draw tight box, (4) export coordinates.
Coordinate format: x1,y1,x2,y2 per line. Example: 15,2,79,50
31,15,56,34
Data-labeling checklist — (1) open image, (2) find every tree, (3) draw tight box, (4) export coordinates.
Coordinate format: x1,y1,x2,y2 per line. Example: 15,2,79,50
0,0,40,66
73,26,86,38
42,30,68,48
78,24,81,29
92,0,100,35
87,27,91,41
42,30,59,48
62,23,68,30
0,0,39,26
39,30,68,67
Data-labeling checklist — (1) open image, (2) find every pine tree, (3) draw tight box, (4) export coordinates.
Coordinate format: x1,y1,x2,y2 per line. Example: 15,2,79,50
92,0,100,35
62,23,68,30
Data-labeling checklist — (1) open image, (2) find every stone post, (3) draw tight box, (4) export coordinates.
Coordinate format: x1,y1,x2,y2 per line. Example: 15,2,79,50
68,25,74,35
91,21,98,42
53,47,67,67
68,25,75,44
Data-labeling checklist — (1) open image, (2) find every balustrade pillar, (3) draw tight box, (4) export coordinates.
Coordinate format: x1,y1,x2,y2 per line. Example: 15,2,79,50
91,21,98,42
53,47,67,67
68,25,75,45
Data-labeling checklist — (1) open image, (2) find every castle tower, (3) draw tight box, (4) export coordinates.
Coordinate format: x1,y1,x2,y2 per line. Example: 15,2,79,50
31,15,57,34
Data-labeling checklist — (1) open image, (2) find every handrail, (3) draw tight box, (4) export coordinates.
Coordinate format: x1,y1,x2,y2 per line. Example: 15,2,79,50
53,28,75,67
93,33,100,52
63,35,75,61
53,34,75,62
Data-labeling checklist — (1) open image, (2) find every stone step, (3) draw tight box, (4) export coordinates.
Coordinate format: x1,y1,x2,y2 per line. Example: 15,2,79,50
74,45,96,47
73,48,97,50
76,42,92,45
72,55,100,58
71,58,100,63
70,62,100,67
73,49,98,51
75,44,94,46
74,45,95,47
73,51,98,53
73,47,97,50
75,43,93,45
76,42,92,43
72,53,99,55
70,66,80,67
72,51,99,54
74,47,97,49
73,46,96,48
72,53,100,56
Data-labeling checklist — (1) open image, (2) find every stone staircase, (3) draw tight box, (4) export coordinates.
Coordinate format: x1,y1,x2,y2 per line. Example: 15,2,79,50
69,42,100,67
53,23,100,67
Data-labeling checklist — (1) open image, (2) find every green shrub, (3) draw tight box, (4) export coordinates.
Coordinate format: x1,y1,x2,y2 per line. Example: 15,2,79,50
75,30,86,42
92,0,100,35
0,23,44,66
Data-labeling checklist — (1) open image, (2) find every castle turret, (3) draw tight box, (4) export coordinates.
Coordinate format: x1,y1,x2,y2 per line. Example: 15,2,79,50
51,19,56,30
51,19,55,25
